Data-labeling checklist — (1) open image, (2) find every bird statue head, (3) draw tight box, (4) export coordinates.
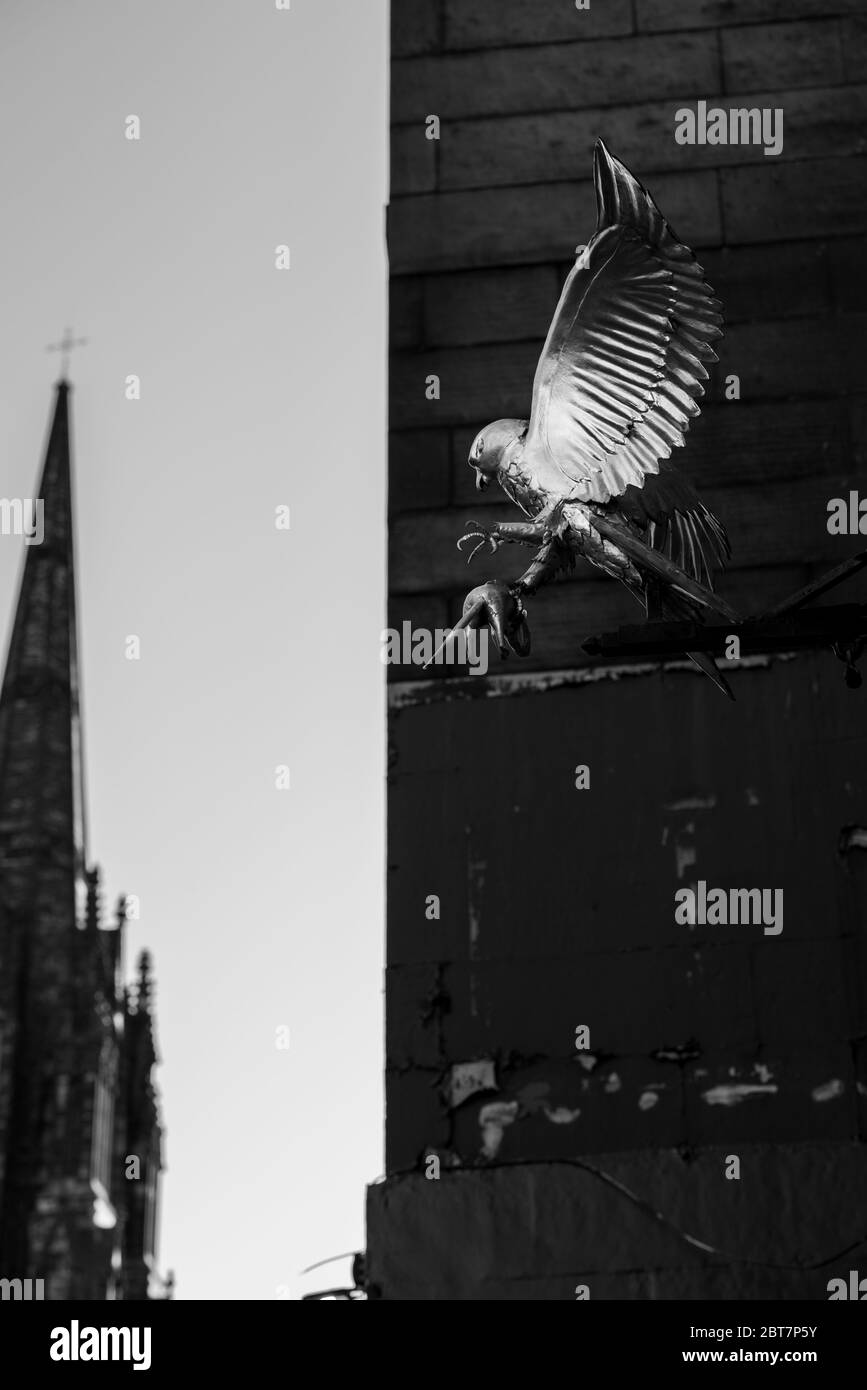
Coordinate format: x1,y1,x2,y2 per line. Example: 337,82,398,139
468,418,528,491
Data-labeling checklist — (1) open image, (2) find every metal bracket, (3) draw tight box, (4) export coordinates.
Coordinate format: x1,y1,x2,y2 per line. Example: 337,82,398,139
582,551,867,690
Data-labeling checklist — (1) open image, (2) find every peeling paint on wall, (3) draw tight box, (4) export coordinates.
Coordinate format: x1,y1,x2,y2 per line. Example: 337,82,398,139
544,1106,582,1124
839,825,867,855
387,652,800,710
811,1079,845,1103
702,1083,779,1106
448,1059,497,1109
478,1101,518,1158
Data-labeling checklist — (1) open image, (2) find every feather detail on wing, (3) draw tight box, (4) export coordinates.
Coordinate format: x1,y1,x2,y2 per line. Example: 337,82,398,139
609,460,731,588
524,140,723,505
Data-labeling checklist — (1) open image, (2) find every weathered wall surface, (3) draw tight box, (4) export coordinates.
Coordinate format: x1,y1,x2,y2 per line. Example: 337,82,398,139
385,656,867,1167
374,0,867,1299
369,1149,867,1300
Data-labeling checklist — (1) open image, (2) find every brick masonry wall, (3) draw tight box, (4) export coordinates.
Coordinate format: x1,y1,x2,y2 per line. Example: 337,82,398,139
389,0,867,675
377,0,867,1298
385,654,867,1164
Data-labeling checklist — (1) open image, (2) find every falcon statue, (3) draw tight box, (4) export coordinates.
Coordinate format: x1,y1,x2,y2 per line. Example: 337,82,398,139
446,139,738,697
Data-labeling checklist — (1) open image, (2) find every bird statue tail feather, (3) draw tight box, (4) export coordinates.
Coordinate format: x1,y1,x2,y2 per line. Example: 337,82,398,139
656,592,734,700
589,510,739,623
685,648,734,700
605,523,737,700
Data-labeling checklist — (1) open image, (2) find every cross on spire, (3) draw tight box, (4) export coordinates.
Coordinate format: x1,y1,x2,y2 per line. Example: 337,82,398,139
46,326,87,379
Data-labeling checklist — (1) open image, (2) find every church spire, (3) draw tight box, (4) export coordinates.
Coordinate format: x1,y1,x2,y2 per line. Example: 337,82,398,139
0,380,88,917
0,380,169,1298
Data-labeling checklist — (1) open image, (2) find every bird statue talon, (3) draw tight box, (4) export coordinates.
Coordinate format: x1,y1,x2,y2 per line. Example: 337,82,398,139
457,522,500,565
459,579,531,659
421,579,531,671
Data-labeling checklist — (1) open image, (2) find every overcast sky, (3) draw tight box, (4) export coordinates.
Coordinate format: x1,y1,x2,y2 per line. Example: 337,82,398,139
0,0,387,1299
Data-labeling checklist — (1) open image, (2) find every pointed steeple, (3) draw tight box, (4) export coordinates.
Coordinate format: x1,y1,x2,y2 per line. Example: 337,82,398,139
0,380,169,1298
0,380,88,918
0,380,93,1281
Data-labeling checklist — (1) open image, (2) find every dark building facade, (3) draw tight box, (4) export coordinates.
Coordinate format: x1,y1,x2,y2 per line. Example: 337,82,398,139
369,0,867,1297
0,382,169,1300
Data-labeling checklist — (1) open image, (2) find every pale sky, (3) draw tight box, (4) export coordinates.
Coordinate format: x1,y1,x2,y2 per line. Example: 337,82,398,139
0,0,387,1299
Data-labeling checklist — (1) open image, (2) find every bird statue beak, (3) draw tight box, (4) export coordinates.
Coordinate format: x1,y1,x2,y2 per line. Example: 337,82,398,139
474,468,488,492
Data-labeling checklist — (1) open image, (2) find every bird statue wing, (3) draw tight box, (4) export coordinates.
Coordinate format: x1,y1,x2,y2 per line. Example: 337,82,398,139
610,461,730,588
525,139,723,508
